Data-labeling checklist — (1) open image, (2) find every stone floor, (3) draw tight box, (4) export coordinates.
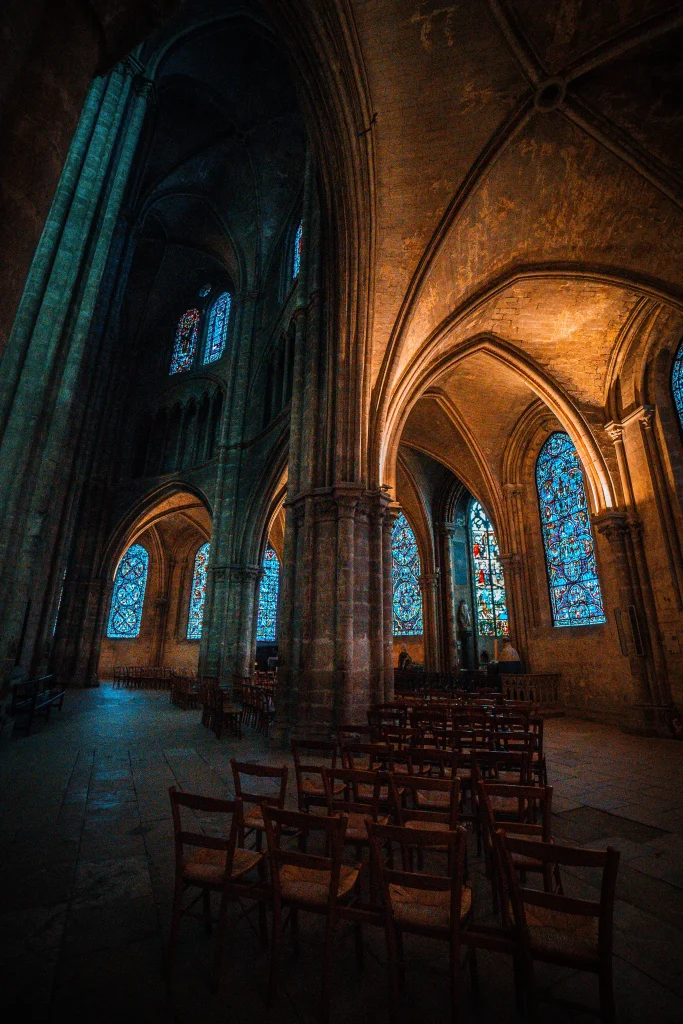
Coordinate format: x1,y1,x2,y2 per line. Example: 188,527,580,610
1,686,683,1024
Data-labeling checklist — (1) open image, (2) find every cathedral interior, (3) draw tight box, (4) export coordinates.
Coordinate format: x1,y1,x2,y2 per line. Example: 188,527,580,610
1,1,683,1021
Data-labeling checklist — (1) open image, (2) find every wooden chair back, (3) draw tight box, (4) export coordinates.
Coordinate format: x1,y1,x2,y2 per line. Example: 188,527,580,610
231,760,288,814
169,786,242,886
390,771,460,831
341,741,394,773
322,767,387,822
262,806,349,913
367,821,468,936
495,830,620,961
291,739,337,809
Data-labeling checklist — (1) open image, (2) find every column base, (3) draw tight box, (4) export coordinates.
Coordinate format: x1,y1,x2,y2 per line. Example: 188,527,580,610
619,703,677,738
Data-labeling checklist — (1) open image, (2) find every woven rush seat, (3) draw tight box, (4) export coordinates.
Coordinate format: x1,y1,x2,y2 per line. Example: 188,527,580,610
183,846,262,885
389,883,472,930
344,812,389,840
415,788,450,808
357,782,391,800
279,863,359,904
404,818,450,832
525,903,599,960
302,777,345,796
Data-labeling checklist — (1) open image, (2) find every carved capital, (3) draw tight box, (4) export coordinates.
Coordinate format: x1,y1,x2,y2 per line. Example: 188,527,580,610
638,405,656,430
434,521,456,538
418,572,439,592
592,509,630,543
604,421,624,444
212,565,228,582
498,551,522,572
502,482,523,500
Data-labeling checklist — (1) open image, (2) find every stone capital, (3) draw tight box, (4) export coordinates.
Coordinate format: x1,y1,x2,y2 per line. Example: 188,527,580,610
502,482,523,500
434,521,456,538
418,572,439,592
498,551,522,572
638,405,656,431
592,508,631,543
604,421,623,444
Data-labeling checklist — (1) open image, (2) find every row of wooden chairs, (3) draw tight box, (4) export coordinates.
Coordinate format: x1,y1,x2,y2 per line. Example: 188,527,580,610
168,761,619,1024
198,681,244,739
112,665,180,689
170,674,199,709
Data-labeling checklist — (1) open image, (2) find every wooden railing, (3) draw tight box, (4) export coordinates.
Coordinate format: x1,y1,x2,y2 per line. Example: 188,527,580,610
501,674,561,706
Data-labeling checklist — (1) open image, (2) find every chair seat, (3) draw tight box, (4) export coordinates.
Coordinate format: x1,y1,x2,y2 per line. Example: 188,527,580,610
345,812,389,840
183,846,263,885
525,903,599,960
357,782,390,801
415,789,451,808
389,883,472,930
489,795,519,813
404,819,451,833
302,778,345,796
279,863,359,904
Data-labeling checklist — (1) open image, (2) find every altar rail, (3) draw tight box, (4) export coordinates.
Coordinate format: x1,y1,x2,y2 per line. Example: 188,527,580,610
501,673,561,706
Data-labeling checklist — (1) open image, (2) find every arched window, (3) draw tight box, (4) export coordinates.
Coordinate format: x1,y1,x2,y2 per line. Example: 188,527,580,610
107,544,149,639
203,292,231,364
256,546,279,642
187,542,210,640
469,501,509,637
293,221,303,279
672,337,683,430
536,432,606,627
392,512,423,635
170,308,200,374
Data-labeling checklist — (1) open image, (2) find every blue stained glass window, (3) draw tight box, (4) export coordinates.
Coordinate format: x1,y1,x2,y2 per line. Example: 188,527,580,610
256,546,279,642
392,512,423,636
673,338,683,429
469,501,509,637
107,544,149,639
187,542,210,640
293,222,303,279
536,432,606,627
203,292,231,364
170,308,200,374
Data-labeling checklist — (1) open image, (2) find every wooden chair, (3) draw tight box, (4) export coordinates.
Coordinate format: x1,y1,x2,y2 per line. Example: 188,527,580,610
390,771,460,835
291,739,341,812
336,723,373,749
230,760,288,850
167,788,268,992
262,806,364,1024
495,830,620,1024
367,821,474,1024
476,779,557,907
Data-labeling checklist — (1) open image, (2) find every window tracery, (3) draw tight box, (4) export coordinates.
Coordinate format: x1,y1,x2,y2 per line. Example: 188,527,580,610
536,432,606,627
187,542,210,640
392,512,423,636
107,544,149,639
256,546,279,642
203,292,230,364
170,308,200,374
469,500,509,637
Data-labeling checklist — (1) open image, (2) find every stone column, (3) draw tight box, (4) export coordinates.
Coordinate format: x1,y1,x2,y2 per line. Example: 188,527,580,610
434,522,458,673
500,483,532,660
497,551,526,667
593,508,666,731
418,572,440,671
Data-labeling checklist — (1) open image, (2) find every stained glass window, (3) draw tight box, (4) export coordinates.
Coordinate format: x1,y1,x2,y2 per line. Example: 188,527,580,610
293,222,303,278
536,432,606,627
203,292,231,364
187,542,210,640
469,501,509,637
170,308,200,374
392,512,423,635
256,546,279,642
673,337,683,430
107,544,149,639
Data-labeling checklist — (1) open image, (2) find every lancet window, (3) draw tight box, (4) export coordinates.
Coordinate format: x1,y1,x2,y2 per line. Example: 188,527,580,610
107,544,149,639
293,222,303,278
536,432,606,627
203,292,231,364
256,546,279,642
673,337,683,430
469,501,509,637
392,512,423,636
187,542,210,640
170,308,200,374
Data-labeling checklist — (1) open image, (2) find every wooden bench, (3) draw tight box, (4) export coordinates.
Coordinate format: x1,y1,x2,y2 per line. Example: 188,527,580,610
10,675,66,734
